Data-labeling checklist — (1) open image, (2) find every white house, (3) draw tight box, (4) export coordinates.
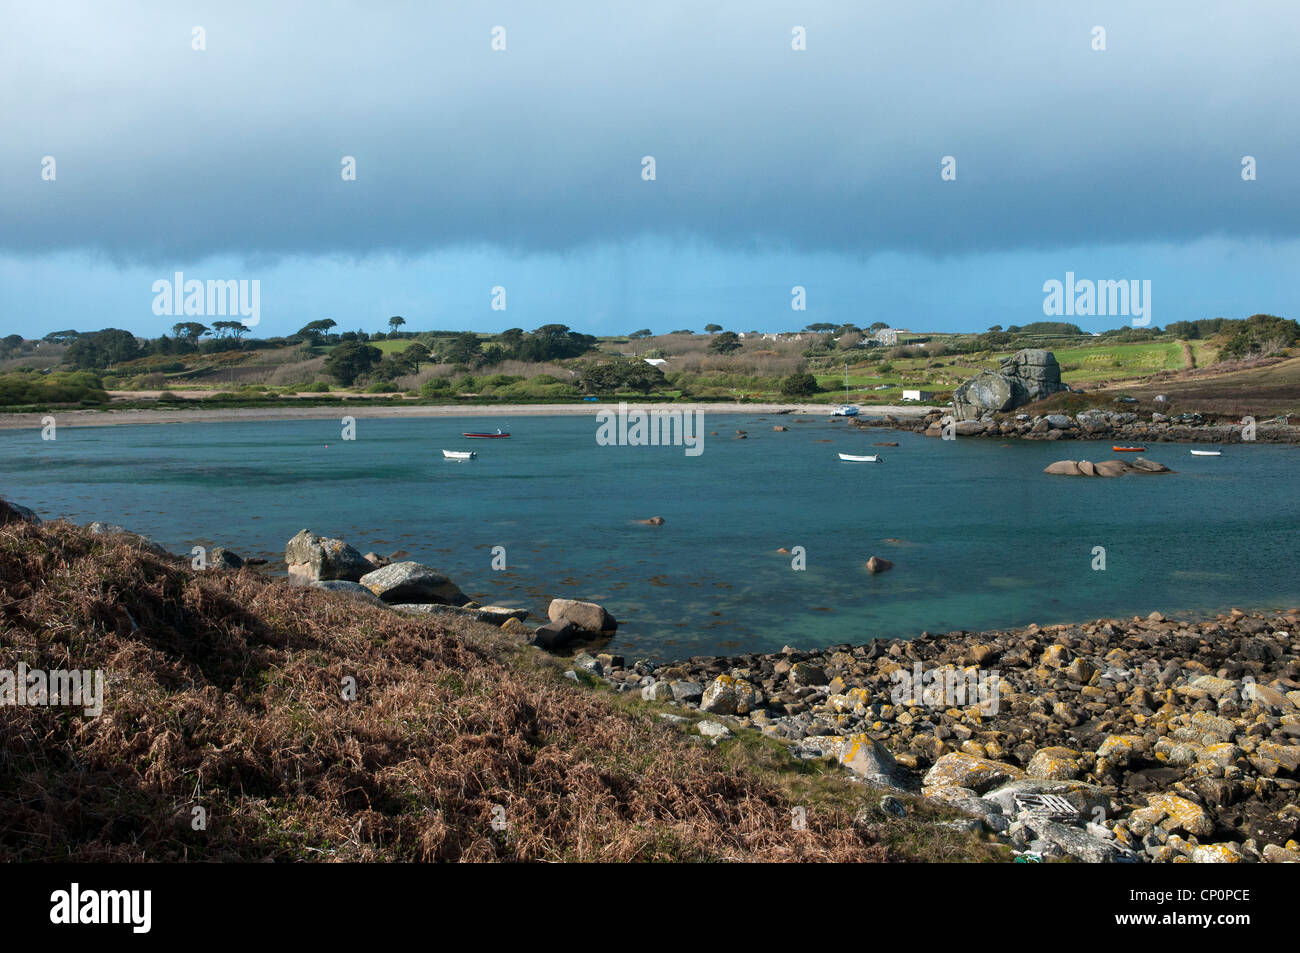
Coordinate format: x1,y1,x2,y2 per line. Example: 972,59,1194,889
901,389,933,402
644,358,668,367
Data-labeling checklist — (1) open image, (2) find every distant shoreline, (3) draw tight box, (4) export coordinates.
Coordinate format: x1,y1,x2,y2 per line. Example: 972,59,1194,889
0,402,938,430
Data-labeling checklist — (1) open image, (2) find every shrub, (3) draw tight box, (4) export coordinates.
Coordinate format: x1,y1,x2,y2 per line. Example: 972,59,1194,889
779,372,819,397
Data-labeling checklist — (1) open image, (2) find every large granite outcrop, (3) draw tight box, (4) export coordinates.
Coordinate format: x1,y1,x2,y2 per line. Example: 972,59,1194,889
952,349,1067,420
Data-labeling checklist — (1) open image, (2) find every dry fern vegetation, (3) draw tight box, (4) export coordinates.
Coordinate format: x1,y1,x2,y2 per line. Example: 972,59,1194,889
0,500,999,862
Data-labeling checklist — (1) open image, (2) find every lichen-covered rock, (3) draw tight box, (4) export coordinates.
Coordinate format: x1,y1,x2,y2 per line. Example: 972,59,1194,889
789,661,827,686
1096,734,1146,767
1027,746,1083,781
1189,843,1244,863
839,733,904,785
285,529,372,584
700,674,762,715
1145,794,1214,837
923,752,1025,794
1021,817,1138,863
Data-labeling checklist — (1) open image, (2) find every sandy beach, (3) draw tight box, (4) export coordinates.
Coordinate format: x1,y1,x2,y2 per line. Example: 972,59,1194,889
0,402,937,430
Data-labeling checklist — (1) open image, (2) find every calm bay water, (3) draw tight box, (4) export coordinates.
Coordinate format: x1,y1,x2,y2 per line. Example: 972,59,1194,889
2,413,1297,660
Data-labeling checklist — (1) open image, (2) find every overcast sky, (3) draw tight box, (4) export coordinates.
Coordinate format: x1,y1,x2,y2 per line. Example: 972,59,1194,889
2,0,1298,338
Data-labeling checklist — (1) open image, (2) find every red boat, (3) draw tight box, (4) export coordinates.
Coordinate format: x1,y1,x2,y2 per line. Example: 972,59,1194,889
463,429,510,438
1112,445,1145,452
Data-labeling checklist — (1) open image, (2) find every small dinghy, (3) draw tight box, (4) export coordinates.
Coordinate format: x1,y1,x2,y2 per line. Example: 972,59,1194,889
838,453,879,462
1189,449,1222,456
442,450,476,460
1113,446,1146,452
463,428,510,438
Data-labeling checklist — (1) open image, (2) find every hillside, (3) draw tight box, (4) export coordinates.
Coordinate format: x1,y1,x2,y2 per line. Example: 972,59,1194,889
0,500,994,862
3,317,1296,416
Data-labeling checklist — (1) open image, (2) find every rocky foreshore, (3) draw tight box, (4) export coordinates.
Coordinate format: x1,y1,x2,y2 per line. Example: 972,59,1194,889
10,505,1298,863
582,608,1300,864
875,408,1299,444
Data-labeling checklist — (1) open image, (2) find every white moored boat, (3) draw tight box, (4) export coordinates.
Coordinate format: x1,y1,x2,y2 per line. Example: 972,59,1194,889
1189,450,1222,456
442,450,476,460
838,453,879,462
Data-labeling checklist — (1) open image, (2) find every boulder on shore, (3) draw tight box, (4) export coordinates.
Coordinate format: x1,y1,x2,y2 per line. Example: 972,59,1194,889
285,529,372,584
209,547,244,570
86,521,170,556
359,561,469,605
531,619,579,650
548,598,618,634
5,503,41,524
394,603,527,625
952,349,1066,420
311,579,387,607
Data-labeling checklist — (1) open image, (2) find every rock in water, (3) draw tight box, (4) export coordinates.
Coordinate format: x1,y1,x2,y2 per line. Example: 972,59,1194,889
1043,460,1083,475
285,529,372,584
866,556,894,573
358,561,469,605
531,619,579,650
548,598,618,634
1129,457,1172,473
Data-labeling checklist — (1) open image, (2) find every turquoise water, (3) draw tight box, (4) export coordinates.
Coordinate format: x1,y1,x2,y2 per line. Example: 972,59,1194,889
2,414,1297,660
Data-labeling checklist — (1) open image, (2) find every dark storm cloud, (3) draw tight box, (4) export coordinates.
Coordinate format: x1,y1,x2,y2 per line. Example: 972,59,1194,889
2,0,1297,265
